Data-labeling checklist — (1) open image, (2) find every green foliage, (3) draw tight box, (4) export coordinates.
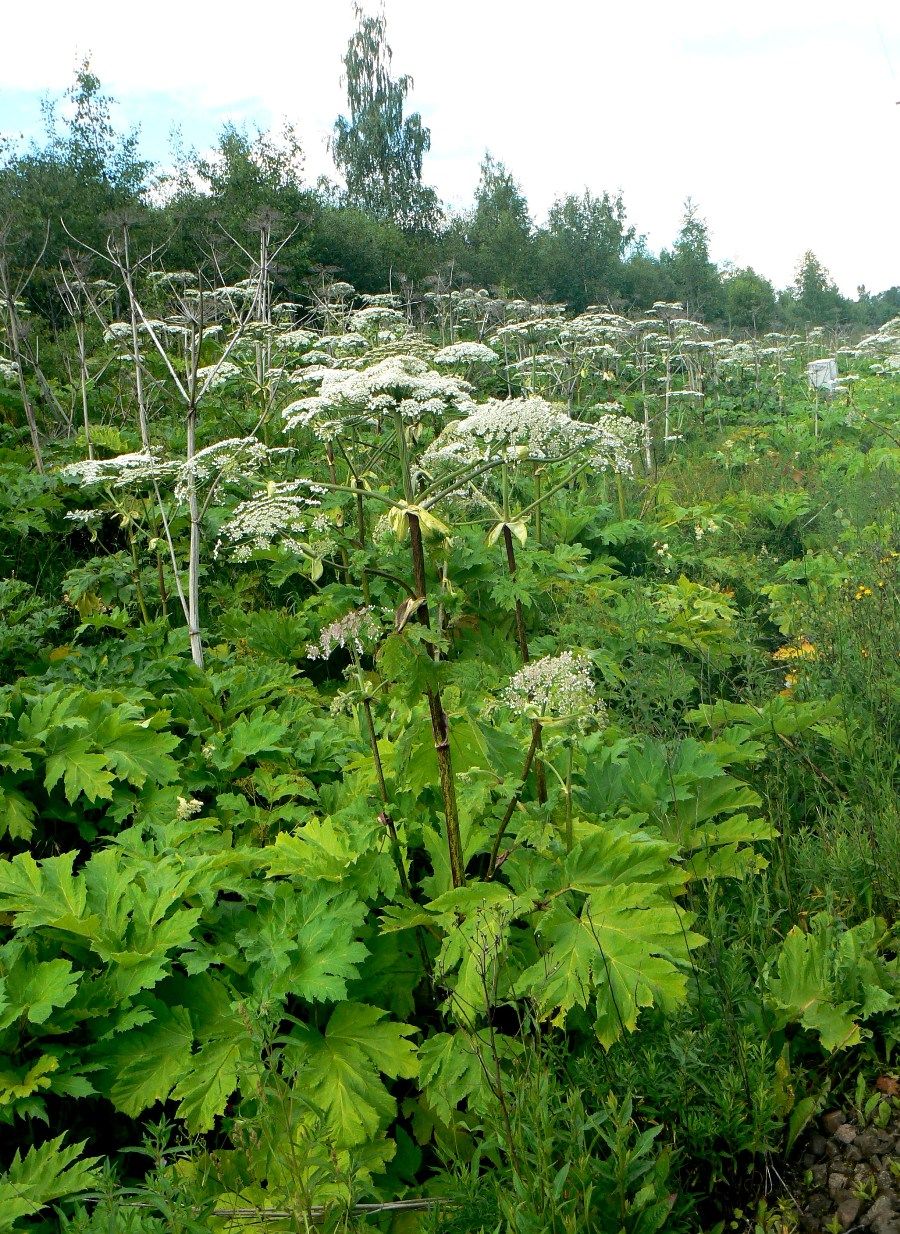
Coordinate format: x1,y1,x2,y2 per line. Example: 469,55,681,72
724,267,777,332
765,913,899,1053
581,736,775,880
287,1002,418,1149
0,1135,101,1231
0,125,896,1231
0,684,179,841
432,1054,678,1234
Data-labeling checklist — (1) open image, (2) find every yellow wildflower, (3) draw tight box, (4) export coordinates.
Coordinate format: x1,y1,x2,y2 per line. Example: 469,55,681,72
773,638,816,662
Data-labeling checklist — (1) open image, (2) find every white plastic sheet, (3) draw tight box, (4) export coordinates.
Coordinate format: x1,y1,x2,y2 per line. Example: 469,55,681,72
807,358,838,392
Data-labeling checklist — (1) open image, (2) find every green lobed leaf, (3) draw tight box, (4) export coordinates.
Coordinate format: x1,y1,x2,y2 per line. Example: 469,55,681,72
287,1003,418,1147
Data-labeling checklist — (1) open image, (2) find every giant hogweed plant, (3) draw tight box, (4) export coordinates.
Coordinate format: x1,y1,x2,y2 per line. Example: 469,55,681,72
55,230,316,670
2,286,848,1222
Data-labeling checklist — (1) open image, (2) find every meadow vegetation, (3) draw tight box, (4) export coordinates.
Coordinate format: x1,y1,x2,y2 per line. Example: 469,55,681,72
0,16,898,1234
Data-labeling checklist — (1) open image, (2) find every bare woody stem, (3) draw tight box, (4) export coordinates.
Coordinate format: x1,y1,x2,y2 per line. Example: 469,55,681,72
0,259,43,473
354,481,371,603
564,740,574,853
407,510,466,888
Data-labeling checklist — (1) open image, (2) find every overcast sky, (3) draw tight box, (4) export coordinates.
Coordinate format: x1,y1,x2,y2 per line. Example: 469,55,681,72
2,0,898,296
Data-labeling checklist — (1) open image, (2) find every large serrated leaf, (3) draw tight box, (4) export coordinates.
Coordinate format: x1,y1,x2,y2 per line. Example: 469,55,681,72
106,1001,194,1115
287,1003,418,1147
172,1034,246,1133
519,884,703,1047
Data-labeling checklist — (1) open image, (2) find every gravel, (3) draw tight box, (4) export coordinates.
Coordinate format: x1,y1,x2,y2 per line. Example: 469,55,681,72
794,1101,899,1233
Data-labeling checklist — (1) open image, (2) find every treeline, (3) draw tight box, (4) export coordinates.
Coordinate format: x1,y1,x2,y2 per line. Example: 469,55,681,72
1,49,898,333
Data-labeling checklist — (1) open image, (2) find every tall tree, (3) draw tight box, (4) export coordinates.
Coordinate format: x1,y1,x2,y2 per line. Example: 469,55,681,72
662,199,723,320
461,153,533,293
0,60,151,318
332,5,440,232
790,250,846,325
536,189,633,310
163,123,313,291
723,266,776,332
619,239,675,311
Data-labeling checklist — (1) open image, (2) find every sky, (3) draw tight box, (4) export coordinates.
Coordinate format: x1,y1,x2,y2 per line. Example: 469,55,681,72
2,0,899,296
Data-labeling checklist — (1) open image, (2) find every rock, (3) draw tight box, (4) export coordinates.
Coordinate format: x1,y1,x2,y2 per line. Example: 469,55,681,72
857,1131,880,1158
835,1123,858,1145
873,1219,900,1234
826,1140,840,1160
808,1193,831,1217
824,1110,848,1135
829,1171,849,1200
863,1196,893,1227
875,1170,894,1194
811,1133,828,1157
847,1145,864,1163
836,1196,861,1228
811,1163,828,1187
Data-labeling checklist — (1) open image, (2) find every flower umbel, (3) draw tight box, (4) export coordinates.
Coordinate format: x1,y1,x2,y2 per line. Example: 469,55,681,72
501,651,607,730
307,607,380,660
422,397,643,474
214,480,329,560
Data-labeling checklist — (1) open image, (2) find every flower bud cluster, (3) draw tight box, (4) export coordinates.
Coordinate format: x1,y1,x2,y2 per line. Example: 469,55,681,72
306,606,380,660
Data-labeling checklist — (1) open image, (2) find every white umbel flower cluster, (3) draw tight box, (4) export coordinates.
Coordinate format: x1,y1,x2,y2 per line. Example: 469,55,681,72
283,355,474,438
433,341,499,367
324,281,355,300
319,332,369,356
501,651,607,731
60,451,177,490
173,437,279,503
103,322,134,342
274,328,318,352
149,270,197,287
350,305,406,336
421,397,643,474
195,361,244,391
214,480,330,560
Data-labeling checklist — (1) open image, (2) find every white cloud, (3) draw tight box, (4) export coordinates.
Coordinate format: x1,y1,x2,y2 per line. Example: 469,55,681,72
3,0,898,293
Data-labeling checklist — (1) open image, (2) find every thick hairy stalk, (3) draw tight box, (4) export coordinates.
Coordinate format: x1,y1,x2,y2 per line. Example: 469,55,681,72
121,231,151,449
501,524,547,806
486,721,542,879
407,510,466,888
75,320,93,458
360,696,411,897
